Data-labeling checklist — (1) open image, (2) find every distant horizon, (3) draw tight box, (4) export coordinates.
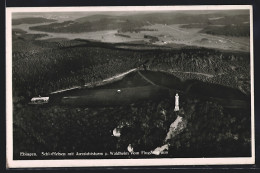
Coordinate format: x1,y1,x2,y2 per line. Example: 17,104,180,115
12,9,249,20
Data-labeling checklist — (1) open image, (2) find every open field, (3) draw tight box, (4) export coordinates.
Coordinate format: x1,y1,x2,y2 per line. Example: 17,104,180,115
48,69,249,109
60,86,169,106
13,24,144,42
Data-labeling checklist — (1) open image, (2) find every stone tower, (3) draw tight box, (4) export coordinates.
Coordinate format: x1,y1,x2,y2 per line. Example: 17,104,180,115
174,93,179,111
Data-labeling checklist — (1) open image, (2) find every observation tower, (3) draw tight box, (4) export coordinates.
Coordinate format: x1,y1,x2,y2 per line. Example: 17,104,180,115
174,93,179,111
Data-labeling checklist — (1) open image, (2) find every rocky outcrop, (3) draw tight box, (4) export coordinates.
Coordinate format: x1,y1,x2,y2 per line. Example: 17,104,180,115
165,115,187,142
152,115,187,155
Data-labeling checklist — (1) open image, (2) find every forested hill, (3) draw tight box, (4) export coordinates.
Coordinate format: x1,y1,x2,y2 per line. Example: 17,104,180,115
12,17,57,25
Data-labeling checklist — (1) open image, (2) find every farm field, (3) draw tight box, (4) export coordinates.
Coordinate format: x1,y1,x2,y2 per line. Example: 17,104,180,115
139,24,250,52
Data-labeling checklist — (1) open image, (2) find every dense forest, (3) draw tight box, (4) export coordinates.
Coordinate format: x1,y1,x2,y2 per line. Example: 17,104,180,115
199,24,250,37
181,23,250,37
13,94,251,159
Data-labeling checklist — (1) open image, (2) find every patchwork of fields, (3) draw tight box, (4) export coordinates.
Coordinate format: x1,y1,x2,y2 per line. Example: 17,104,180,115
13,22,250,52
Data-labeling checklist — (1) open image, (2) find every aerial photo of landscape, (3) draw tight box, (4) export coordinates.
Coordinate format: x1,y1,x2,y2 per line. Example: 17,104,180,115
11,9,252,160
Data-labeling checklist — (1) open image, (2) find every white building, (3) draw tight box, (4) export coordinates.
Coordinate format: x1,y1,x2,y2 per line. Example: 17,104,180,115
30,96,49,104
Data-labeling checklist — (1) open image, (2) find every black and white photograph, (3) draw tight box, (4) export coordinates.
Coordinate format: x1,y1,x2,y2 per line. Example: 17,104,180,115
6,5,254,167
